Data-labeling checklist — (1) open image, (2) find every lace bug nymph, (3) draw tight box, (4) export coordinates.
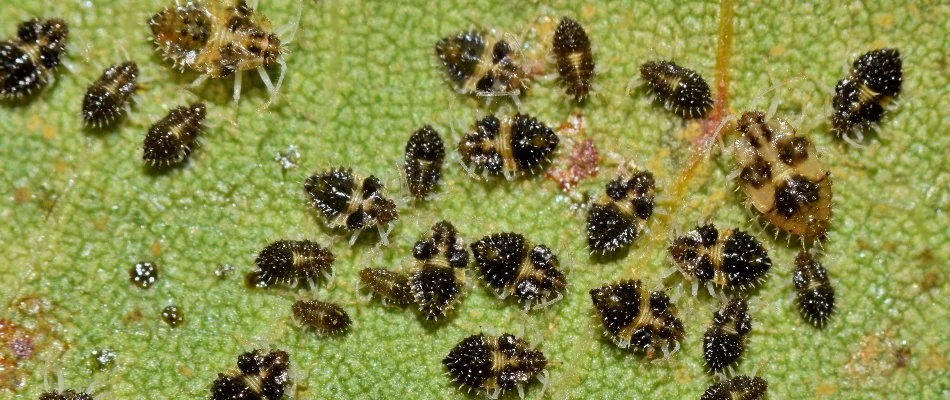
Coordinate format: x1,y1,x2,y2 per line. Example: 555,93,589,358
38,390,93,400
143,102,207,166
359,268,414,305
458,113,559,180
471,232,567,309
0,18,68,99
668,224,771,296
291,300,351,335
435,30,530,102
831,48,902,140
403,125,445,200
793,251,835,327
303,167,399,244
589,279,685,358
552,17,594,101
251,240,334,289
408,221,469,320
210,349,291,400
82,62,138,128
639,60,713,119
443,333,547,400
586,169,655,254
149,0,295,105
700,375,768,400
734,111,832,240
703,298,752,373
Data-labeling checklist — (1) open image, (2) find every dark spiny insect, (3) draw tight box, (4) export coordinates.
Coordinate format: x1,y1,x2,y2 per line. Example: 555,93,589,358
701,375,768,400
589,279,685,357
149,0,291,105
586,169,655,253
129,261,159,289
458,113,559,179
291,299,351,335
471,233,567,309
252,240,334,288
210,349,291,400
793,251,835,327
82,62,138,127
734,111,832,240
360,268,414,305
303,167,399,243
831,48,902,140
435,30,529,100
38,390,93,400
143,102,207,166
403,125,445,199
409,221,469,320
443,333,547,399
639,60,713,119
703,298,752,373
161,305,184,328
668,224,772,296
552,17,594,100
0,18,68,99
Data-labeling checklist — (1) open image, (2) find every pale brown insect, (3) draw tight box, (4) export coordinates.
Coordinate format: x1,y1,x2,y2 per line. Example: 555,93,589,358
359,268,414,305
733,111,832,240
291,300,350,335
148,0,299,105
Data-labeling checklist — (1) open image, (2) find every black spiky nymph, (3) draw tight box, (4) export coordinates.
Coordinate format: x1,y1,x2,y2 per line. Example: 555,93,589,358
143,102,206,166
253,240,334,288
703,298,752,372
552,17,594,100
442,333,547,397
82,61,138,127
793,251,835,327
404,125,446,199
586,170,655,253
639,60,713,119
700,375,768,400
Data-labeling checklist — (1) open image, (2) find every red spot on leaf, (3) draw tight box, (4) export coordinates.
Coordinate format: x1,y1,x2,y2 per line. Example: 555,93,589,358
546,113,600,192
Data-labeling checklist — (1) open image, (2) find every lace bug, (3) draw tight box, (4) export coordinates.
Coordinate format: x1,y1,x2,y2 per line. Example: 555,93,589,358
142,102,207,166
458,113,559,180
408,221,469,320
589,279,685,358
443,333,547,400
639,60,713,119
552,17,594,100
586,169,655,254
470,232,567,309
0,18,68,99
668,224,771,296
251,240,334,289
81,62,138,128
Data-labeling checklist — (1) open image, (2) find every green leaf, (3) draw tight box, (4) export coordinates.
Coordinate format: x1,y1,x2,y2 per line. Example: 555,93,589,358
1,0,946,398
